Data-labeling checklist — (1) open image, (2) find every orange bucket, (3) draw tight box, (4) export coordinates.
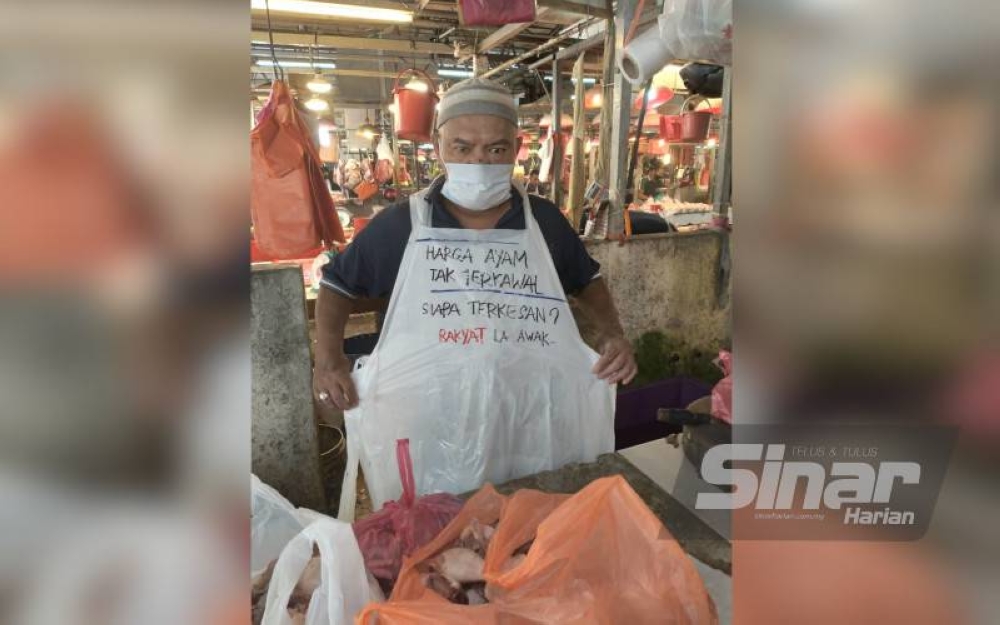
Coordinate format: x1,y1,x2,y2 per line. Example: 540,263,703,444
392,69,439,143
680,95,713,143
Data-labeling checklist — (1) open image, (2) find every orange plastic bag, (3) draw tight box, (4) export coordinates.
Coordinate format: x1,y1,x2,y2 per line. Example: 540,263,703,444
357,476,717,624
251,80,344,259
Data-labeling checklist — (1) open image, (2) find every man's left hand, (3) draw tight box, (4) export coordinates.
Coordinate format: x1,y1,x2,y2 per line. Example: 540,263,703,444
593,336,637,385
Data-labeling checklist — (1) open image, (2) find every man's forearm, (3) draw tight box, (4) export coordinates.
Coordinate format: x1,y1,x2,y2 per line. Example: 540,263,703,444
573,277,626,342
314,288,354,368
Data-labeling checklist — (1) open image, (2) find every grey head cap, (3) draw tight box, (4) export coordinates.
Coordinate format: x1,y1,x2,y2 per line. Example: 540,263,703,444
434,77,519,130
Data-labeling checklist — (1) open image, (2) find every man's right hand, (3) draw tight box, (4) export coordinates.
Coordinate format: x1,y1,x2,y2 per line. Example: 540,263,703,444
313,356,359,411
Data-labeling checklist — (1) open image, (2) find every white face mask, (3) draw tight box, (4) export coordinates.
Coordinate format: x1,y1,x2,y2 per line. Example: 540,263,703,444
440,163,514,212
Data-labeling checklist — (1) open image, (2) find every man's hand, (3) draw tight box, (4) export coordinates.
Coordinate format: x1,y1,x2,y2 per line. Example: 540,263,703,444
592,335,638,385
313,356,359,411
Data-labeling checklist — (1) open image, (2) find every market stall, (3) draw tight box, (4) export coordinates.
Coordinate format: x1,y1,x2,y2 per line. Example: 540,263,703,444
250,0,733,622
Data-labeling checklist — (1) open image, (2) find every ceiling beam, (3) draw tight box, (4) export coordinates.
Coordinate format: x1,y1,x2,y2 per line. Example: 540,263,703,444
254,66,419,79
538,0,611,18
250,30,453,54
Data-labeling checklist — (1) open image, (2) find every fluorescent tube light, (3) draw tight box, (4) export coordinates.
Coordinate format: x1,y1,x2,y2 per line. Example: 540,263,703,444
437,68,474,78
250,0,413,23
543,76,597,84
256,60,337,69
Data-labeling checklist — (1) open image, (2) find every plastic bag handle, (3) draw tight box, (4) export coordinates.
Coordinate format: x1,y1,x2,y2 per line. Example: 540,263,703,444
681,93,711,113
396,439,416,508
391,68,438,94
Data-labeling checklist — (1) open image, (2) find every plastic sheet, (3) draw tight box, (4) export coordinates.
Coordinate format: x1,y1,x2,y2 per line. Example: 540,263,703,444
359,477,717,624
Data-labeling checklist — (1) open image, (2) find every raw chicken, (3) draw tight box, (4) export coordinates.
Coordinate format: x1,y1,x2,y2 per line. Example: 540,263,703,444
455,519,495,556
433,548,485,583
252,559,277,625
465,583,488,606
421,570,463,602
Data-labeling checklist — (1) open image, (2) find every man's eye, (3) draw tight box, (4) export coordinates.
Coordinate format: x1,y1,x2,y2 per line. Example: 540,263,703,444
455,147,469,154
489,147,506,155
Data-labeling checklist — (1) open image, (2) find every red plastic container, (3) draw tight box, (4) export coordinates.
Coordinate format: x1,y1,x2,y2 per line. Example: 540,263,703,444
680,95,713,143
659,115,683,141
392,69,439,143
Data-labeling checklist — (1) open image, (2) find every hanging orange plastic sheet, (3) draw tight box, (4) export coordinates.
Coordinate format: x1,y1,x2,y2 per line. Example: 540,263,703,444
357,476,717,624
251,81,344,259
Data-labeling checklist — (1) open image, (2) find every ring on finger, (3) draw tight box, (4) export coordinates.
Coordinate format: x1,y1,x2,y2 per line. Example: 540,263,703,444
318,391,330,402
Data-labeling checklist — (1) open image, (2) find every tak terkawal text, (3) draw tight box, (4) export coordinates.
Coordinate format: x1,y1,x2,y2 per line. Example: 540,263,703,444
695,444,920,525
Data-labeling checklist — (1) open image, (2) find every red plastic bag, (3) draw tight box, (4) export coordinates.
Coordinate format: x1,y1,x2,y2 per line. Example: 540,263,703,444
710,350,732,424
251,80,344,259
353,440,464,586
359,476,717,624
457,0,535,26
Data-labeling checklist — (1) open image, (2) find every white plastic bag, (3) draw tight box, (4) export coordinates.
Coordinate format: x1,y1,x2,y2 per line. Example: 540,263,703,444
375,138,394,164
252,474,307,578
263,518,379,625
659,0,732,66
620,0,731,84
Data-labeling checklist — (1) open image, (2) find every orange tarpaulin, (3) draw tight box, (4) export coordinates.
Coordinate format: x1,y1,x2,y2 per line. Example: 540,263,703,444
251,81,343,259
358,476,717,624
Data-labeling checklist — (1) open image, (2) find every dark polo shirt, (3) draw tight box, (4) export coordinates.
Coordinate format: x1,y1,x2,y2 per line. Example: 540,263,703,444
321,178,601,300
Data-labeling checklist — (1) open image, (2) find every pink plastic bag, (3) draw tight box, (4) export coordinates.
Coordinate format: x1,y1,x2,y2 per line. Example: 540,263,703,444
711,350,732,424
353,440,464,586
458,0,535,26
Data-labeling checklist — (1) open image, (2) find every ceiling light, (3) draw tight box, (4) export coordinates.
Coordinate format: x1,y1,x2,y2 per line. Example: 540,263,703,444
256,60,337,69
543,76,597,84
405,78,429,93
250,0,413,23
304,97,329,112
307,73,332,94
357,112,380,139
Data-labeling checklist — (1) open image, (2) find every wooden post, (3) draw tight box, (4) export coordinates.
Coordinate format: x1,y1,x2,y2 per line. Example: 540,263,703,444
594,15,615,187
608,0,637,236
567,53,588,227
712,69,732,219
550,53,565,209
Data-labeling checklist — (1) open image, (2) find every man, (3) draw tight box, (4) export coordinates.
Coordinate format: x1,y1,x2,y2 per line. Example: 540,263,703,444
313,79,636,502
524,169,547,196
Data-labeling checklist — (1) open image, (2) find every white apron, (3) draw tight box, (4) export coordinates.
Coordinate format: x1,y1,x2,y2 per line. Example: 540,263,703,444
338,182,614,517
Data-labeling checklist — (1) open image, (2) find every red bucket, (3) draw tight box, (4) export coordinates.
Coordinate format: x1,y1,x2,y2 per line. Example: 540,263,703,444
659,115,683,142
680,95,713,143
392,69,439,143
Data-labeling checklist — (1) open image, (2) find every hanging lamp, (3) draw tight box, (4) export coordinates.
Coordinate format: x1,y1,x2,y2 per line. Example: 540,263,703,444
304,32,331,109
357,109,380,139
